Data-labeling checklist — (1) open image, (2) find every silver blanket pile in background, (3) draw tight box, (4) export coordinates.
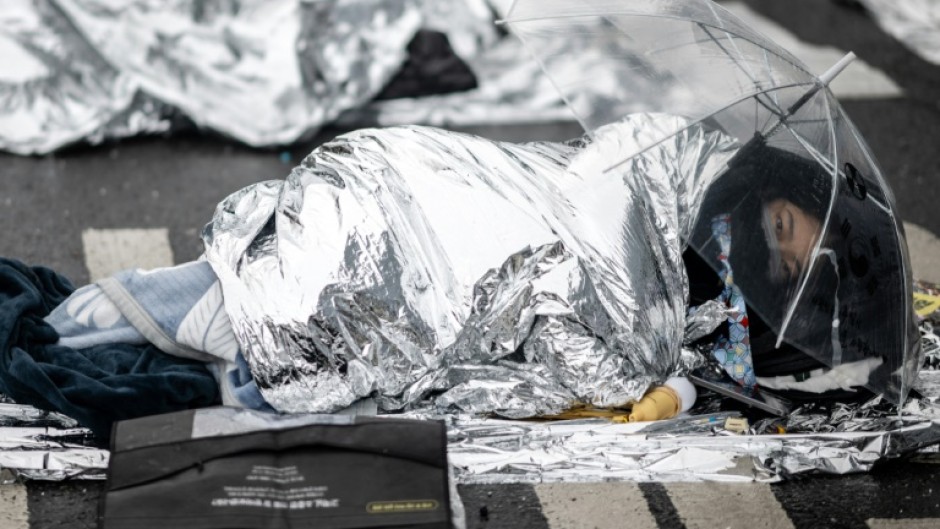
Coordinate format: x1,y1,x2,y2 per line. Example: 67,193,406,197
202,113,737,416
859,0,940,65
7,0,929,155
0,0,500,154
3,343,939,483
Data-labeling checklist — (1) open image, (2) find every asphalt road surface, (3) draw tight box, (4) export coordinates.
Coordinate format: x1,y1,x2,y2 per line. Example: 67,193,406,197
2,0,940,527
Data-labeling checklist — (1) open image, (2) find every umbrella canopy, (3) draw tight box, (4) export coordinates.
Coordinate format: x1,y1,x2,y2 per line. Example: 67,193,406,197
504,0,921,403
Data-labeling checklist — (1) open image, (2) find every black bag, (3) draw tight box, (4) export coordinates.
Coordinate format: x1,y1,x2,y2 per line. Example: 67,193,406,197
100,408,453,529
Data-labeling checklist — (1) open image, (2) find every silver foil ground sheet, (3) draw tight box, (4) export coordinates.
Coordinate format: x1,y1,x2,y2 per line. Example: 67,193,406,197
0,400,105,482
0,0,498,154
202,113,738,417
1,335,939,483
0,324,938,482
5,0,924,155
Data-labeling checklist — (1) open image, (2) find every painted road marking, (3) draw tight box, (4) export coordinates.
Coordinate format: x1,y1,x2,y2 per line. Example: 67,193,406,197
0,484,28,529
81,228,175,282
665,482,796,529
904,222,940,284
867,519,940,529
534,483,658,529
723,2,904,99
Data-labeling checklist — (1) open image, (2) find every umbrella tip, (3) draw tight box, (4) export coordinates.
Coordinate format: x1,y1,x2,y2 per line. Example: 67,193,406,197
819,52,857,87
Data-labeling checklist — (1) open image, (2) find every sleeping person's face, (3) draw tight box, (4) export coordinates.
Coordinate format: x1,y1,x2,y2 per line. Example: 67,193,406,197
764,198,822,282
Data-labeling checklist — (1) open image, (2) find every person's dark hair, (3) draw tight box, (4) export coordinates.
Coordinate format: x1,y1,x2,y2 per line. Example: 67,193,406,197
691,137,831,305
747,143,831,217
686,138,899,403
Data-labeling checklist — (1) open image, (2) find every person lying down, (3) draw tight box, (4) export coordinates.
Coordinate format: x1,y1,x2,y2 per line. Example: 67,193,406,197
39,112,879,434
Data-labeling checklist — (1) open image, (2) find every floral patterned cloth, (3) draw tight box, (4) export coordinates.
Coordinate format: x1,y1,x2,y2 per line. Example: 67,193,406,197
711,215,757,388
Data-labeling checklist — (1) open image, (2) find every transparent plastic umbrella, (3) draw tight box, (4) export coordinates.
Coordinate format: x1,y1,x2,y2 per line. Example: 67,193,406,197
504,0,921,404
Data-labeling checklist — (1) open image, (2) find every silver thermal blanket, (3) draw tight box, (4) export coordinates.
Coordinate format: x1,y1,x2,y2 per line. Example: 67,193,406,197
858,0,940,66
202,113,738,416
0,0,498,154
1,328,938,483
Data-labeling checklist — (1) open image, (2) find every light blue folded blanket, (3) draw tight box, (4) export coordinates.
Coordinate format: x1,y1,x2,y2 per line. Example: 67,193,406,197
45,261,273,411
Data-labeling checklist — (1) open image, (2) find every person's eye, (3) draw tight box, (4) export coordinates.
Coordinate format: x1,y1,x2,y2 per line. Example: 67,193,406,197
775,215,784,234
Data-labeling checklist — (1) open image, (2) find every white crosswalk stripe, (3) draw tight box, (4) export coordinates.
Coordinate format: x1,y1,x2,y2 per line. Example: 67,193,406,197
0,484,28,529
904,222,940,284
81,228,175,282
534,483,658,529
665,482,796,529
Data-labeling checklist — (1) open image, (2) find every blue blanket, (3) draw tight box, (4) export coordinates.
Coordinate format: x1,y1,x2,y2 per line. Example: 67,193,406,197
45,261,272,411
0,258,219,441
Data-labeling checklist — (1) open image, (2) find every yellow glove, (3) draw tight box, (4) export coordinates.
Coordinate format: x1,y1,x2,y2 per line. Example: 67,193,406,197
628,384,681,422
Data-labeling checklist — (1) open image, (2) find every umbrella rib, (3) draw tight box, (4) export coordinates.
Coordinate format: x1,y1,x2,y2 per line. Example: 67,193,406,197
773,125,890,215
774,98,840,347
698,23,760,91
603,81,814,173
641,33,792,105
763,49,783,110
653,25,789,120
697,24,791,120
504,13,814,79
755,94,788,122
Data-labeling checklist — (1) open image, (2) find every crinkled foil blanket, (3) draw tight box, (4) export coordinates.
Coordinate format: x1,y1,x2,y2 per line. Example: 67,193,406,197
9,0,935,155
1,332,938,484
202,114,738,418
1,0,579,155
858,0,940,66
5,212,934,475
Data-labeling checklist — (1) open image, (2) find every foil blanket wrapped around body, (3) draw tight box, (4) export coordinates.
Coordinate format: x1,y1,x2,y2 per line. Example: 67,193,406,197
203,113,738,416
